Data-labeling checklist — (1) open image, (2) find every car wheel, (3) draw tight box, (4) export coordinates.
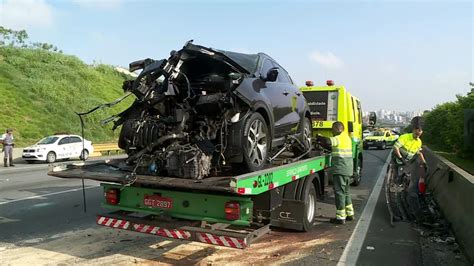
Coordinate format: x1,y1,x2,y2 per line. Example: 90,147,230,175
381,142,386,150
80,149,89,160
242,112,269,172
351,156,362,186
363,145,368,150
46,152,56,163
295,117,312,156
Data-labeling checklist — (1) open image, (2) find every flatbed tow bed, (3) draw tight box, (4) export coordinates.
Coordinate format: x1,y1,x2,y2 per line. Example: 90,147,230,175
49,153,330,249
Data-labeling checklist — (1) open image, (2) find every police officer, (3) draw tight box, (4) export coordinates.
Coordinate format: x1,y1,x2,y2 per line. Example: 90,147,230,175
317,121,354,224
1,128,15,167
393,116,427,175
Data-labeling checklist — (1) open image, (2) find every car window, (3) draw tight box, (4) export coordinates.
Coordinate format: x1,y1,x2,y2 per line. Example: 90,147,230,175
277,70,292,84
260,59,275,77
58,137,70,145
70,137,82,143
385,132,390,137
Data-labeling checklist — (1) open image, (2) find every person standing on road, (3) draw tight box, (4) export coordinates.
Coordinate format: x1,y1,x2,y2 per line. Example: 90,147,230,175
316,121,354,225
392,116,427,175
0,128,15,167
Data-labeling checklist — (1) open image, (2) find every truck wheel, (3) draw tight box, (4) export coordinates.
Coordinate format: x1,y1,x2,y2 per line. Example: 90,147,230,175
301,183,317,231
242,112,269,172
351,156,362,186
46,151,56,163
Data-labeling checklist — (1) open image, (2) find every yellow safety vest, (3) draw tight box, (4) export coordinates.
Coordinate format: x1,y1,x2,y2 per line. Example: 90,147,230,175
393,133,422,160
329,132,354,176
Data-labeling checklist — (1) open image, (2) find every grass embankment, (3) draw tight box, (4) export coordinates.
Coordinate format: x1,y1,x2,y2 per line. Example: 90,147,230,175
0,46,133,147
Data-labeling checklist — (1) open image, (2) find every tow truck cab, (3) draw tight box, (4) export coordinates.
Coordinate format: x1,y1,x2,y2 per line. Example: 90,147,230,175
300,80,363,186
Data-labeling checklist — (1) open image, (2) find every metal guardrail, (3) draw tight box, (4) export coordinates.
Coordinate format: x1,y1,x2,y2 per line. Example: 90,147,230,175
92,143,121,157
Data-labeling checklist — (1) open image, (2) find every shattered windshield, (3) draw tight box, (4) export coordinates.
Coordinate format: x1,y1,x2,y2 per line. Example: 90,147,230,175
216,50,259,73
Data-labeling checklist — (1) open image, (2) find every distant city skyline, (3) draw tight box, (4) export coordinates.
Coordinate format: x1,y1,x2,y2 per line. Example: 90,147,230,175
1,0,472,112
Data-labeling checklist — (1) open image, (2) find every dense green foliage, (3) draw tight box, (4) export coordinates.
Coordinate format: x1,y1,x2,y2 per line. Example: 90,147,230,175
423,89,474,157
0,46,132,146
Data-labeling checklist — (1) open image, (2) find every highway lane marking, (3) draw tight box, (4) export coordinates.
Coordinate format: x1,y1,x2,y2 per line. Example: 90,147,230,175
0,185,100,205
337,151,392,266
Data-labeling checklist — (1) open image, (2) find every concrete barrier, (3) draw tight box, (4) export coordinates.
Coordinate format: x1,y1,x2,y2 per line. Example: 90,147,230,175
424,147,474,262
0,147,23,164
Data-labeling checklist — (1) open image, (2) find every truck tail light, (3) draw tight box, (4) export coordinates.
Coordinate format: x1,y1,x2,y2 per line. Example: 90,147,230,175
224,201,240,221
105,188,120,205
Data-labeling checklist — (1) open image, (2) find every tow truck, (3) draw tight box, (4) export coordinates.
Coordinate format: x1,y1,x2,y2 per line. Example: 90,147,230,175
49,152,330,249
48,79,369,249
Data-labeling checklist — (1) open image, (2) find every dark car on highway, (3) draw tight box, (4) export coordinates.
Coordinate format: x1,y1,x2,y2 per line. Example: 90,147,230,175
115,41,312,179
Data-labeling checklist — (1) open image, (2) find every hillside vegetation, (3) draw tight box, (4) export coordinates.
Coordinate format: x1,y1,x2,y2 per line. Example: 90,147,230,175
0,46,132,147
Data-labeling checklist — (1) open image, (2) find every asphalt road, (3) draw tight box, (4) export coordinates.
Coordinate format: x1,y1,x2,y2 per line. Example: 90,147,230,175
0,150,402,265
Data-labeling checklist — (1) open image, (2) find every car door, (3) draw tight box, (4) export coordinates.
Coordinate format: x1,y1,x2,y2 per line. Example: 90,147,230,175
275,66,301,134
260,58,298,137
57,137,71,159
69,136,83,157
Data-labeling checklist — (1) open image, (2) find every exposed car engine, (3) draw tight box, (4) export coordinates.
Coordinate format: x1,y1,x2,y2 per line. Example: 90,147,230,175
105,41,311,180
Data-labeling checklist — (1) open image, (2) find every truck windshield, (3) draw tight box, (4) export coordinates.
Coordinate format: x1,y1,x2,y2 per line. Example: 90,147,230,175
37,136,59,145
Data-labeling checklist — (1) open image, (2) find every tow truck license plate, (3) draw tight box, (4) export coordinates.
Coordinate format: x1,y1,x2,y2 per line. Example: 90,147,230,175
144,195,173,209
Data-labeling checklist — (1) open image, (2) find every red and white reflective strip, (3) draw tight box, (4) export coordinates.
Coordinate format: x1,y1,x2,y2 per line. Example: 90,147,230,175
292,174,300,181
237,187,252,195
197,232,247,249
133,224,191,239
96,216,130,229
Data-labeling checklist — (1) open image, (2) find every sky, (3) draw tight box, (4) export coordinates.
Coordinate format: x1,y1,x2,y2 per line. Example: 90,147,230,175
0,0,472,112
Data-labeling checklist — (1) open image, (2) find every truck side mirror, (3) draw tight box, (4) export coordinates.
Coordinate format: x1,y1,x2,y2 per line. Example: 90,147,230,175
265,68,279,82
348,122,354,133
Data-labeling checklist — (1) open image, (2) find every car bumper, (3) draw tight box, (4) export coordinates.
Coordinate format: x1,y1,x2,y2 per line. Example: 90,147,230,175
363,141,384,147
22,153,46,161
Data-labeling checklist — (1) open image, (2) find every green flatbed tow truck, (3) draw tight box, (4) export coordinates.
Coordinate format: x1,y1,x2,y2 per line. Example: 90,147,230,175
48,153,330,249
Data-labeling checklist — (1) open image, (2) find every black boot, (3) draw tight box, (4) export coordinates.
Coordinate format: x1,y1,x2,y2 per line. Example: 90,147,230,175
3,159,8,167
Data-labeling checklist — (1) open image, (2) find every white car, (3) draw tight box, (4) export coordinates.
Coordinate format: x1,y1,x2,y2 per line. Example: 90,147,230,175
22,135,94,163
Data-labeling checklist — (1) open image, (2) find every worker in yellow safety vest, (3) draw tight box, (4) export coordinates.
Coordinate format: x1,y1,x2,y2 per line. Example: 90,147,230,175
316,121,354,225
392,116,427,183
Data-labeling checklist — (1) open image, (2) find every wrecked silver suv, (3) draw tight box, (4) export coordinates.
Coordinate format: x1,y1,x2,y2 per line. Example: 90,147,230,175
113,41,312,179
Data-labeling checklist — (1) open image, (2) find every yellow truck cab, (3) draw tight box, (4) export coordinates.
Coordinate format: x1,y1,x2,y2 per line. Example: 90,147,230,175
363,129,398,150
300,80,363,186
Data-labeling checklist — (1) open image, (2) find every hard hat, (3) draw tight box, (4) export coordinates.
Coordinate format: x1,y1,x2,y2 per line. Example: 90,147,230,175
411,116,424,130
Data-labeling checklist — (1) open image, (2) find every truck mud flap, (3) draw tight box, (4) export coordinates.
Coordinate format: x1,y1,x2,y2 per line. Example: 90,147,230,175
96,213,270,249
270,199,306,231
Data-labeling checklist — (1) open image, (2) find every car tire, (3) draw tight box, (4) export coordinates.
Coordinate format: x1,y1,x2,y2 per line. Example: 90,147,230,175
242,112,269,172
351,156,362,186
294,117,312,157
381,142,386,150
301,182,317,231
363,145,368,150
46,151,56,163
80,149,89,161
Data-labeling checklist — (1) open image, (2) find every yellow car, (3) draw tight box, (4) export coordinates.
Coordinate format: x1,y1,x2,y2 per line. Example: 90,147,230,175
363,130,398,150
